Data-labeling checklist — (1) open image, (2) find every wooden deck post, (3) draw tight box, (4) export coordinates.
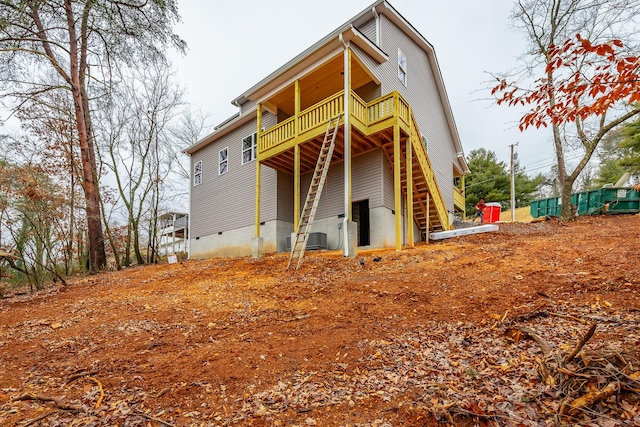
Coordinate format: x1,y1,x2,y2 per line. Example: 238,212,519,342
406,134,414,247
426,195,430,244
294,145,300,230
255,103,262,238
393,93,402,251
294,80,301,230
461,175,466,220
394,122,401,251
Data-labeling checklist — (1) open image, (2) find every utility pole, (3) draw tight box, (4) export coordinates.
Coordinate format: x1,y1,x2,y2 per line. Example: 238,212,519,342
510,143,517,222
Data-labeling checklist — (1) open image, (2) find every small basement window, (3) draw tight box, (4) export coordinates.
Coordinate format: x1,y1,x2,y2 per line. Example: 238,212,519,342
242,133,257,164
398,48,407,86
219,147,228,175
193,160,202,186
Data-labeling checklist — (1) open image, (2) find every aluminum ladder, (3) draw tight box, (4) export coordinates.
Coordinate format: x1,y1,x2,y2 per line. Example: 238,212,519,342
287,115,342,270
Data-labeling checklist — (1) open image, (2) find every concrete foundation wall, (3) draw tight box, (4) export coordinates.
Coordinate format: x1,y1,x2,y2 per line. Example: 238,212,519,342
369,206,398,248
289,206,399,251
274,220,294,253
305,216,345,251
190,220,291,259
191,207,416,258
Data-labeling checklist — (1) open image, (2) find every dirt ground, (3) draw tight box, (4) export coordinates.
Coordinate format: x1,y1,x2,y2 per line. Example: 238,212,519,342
0,215,639,427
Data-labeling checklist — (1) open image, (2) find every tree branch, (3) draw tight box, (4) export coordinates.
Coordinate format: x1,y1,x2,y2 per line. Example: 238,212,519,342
27,3,72,85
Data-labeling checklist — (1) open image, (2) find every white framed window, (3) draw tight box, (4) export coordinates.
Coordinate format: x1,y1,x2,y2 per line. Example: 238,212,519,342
421,133,428,151
193,160,202,186
398,48,407,86
242,132,257,164
218,147,228,175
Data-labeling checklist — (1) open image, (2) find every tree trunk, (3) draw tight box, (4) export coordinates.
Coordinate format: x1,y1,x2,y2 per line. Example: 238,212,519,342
64,0,106,273
66,138,75,275
99,190,121,271
71,92,106,272
124,216,132,267
549,92,577,221
559,175,576,219
133,220,145,265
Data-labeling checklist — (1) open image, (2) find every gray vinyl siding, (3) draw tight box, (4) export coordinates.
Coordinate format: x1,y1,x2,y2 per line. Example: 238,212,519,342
352,149,384,207
356,18,377,44
240,99,257,115
300,148,385,219
277,172,294,223
261,111,277,129
301,162,344,218
190,118,277,239
354,80,381,103
377,14,456,210
351,44,382,79
382,152,394,210
352,15,457,212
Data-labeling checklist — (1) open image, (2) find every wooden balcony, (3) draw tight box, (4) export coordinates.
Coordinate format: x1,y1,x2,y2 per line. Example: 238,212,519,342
258,90,408,163
257,90,450,235
454,186,465,211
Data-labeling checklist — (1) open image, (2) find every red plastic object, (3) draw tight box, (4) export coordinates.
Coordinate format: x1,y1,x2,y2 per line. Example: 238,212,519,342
482,203,501,223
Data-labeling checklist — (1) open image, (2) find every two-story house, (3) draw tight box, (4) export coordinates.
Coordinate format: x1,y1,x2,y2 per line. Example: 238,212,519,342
185,0,469,259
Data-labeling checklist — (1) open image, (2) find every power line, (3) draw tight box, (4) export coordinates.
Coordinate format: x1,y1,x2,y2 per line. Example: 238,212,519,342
465,153,588,190
523,154,587,173
465,176,499,189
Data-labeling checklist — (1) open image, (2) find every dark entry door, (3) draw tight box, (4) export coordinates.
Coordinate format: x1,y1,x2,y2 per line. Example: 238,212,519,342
352,200,370,247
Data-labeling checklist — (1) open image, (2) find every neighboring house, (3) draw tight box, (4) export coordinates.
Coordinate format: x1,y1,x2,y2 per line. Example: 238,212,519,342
185,0,469,259
157,212,189,256
614,172,640,187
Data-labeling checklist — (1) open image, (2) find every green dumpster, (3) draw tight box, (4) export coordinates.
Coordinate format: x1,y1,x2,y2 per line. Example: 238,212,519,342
530,187,640,218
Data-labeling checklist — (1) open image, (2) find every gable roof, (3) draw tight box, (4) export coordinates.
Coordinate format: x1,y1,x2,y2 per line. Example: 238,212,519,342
185,0,468,173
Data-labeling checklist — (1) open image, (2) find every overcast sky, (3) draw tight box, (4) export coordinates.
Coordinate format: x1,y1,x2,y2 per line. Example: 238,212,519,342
171,0,556,176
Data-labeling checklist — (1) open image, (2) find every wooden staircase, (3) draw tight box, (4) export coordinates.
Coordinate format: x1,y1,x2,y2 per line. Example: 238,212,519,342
381,114,449,239
287,116,342,269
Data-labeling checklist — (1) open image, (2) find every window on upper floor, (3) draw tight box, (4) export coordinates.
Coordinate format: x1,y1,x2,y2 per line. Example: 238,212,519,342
219,147,228,175
193,160,202,186
421,134,428,151
398,48,407,87
242,133,257,165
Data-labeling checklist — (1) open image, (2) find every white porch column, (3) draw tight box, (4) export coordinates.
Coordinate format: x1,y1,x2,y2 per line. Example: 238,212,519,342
342,44,357,257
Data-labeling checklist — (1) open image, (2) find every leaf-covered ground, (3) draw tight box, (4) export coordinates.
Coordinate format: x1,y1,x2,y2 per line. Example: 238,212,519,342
0,215,639,426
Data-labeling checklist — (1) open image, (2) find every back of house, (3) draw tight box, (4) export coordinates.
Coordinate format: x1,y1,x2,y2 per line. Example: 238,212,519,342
185,0,469,259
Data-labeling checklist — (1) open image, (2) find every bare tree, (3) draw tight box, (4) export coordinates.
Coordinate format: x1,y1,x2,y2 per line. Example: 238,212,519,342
0,0,185,272
169,107,212,180
494,0,640,219
97,62,184,266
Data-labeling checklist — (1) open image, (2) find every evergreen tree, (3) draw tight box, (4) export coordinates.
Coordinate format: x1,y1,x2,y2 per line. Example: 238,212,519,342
619,116,640,172
465,148,543,215
514,155,545,206
592,129,627,187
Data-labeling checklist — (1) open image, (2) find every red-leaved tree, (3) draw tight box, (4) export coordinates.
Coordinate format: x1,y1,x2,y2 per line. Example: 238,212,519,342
493,35,640,219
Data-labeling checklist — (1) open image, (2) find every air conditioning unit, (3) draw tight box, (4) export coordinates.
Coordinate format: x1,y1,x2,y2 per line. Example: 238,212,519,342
285,232,327,251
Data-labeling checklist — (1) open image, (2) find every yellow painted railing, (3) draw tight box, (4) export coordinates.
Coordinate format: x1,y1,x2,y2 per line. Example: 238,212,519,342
453,186,465,209
398,96,411,126
299,91,344,135
257,90,450,231
260,116,295,153
350,91,368,128
408,111,450,231
367,92,395,124
259,90,406,154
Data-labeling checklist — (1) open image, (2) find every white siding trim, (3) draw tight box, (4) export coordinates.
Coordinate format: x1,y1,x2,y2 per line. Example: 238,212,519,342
218,147,229,175
193,160,202,187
